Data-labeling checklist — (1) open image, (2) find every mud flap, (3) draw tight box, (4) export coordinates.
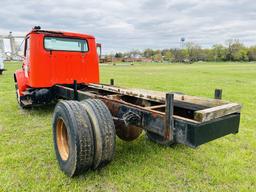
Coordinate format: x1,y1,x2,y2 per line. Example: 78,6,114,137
14,69,27,96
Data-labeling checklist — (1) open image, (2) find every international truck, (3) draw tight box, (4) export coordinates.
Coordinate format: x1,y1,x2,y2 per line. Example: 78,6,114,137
14,27,242,177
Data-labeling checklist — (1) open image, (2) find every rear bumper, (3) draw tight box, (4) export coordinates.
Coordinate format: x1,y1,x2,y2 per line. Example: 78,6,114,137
174,113,240,147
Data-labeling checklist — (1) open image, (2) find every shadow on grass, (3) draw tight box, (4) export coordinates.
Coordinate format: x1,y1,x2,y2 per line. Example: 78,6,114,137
21,103,56,116
73,136,188,179
21,102,189,180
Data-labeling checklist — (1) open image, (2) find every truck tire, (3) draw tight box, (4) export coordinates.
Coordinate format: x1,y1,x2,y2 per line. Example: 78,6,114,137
14,77,31,109
146,131,174,146
81,99,116,169
52,100,95,177
15,83,28,108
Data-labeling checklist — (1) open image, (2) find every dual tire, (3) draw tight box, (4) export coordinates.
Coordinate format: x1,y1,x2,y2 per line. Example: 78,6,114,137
52,99,115,177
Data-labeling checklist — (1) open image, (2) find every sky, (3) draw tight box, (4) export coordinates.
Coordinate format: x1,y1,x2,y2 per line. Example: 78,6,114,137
0,0,256,54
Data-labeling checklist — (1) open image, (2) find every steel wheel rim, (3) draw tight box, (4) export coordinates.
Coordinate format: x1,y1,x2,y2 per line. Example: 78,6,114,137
56,118,69,161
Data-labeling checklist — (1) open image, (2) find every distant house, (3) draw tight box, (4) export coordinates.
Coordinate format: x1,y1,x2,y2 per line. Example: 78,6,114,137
101,54,153,63
100,55,113,63
152,57,162,62
112,57,123,63
122,57,134,62
140,58,153,62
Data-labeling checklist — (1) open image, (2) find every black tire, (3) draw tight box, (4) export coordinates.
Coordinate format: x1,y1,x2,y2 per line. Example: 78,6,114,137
14,83,27,108
14,80,32,109
81,99,116,169
52,100,95,177
146,131,174,146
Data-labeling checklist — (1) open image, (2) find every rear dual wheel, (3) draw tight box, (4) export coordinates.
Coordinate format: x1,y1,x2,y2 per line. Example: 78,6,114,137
52,99,116,177
53,100,95,176
81,99,116,169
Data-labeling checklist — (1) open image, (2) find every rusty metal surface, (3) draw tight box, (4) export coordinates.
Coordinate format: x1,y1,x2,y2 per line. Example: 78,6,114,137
87,84,241,122
115,123,143,141
54,84,241,123
101,98,166,137
165,93,174,141
53,83,241,146
88,83,229,107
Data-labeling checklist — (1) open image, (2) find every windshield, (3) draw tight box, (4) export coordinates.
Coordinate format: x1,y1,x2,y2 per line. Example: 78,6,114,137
44,37,88,52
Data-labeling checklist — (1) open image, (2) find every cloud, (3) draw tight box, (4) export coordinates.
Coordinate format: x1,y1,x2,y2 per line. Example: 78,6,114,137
0,0,256,53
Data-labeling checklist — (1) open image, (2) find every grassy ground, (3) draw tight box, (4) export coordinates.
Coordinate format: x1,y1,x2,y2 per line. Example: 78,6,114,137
0,62,255,192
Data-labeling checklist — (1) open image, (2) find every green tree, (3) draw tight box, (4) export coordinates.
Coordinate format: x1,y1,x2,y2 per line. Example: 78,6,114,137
225,39,247,61
186,42,202,62
247,46,256,61
212,44,226,61
115,52,123,58
163,50,173,61
143,49,154,58
172,49,188,62
152,53,163,62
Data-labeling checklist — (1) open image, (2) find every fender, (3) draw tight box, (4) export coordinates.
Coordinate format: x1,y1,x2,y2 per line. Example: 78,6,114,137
14,69,28,96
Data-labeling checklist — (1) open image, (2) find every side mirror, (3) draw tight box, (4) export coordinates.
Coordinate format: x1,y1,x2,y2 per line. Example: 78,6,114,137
96,43,102,61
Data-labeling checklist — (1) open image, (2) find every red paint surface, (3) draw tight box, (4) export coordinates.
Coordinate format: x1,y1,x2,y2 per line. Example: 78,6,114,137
15,69,27,96
15,29,99,90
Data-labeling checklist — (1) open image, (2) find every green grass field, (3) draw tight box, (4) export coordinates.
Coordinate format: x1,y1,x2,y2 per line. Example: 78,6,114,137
0,62,255,191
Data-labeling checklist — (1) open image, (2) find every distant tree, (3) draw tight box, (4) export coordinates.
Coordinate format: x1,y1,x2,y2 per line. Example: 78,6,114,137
185,42,202,62
172,49,188,62
225,39,247,61
143,49,154,58
110,39,256,63
201,49,215,61
129,50,141,58
212,44,226,61
161,49,169,56
163,50,173,61
115,52,123,58
247,46,256,61
152,53,163,62
239,48,249,61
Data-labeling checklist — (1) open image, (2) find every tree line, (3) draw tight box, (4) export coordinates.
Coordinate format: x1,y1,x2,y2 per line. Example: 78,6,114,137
113,39,256,62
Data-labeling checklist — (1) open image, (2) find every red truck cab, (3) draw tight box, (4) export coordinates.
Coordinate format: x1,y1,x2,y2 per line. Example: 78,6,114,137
14,26,100,107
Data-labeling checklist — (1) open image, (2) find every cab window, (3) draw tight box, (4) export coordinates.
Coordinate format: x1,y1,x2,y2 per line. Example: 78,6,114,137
24,37,30,56
44,37,88,52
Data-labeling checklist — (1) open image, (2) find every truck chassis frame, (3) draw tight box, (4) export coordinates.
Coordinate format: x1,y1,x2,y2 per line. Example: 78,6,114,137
52,81,241,148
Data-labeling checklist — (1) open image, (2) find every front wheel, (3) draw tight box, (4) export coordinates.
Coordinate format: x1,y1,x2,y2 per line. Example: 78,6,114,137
15,83,27,108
